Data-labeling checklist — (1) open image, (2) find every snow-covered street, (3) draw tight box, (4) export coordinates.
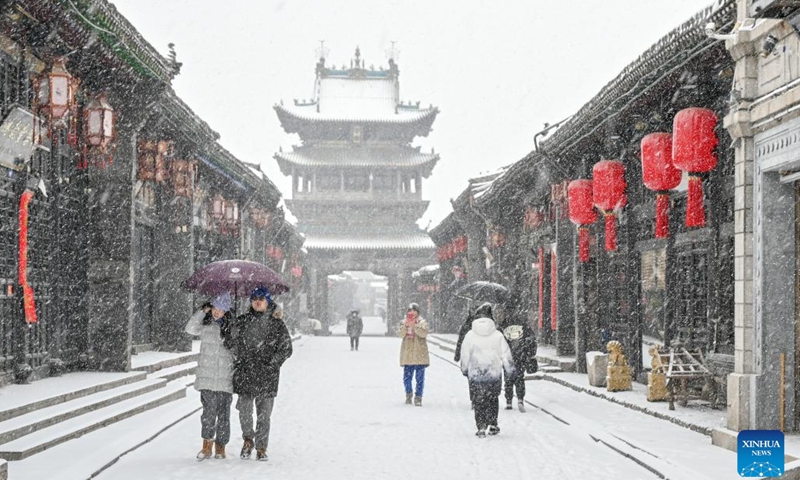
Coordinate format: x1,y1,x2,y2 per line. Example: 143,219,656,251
95,335,669,480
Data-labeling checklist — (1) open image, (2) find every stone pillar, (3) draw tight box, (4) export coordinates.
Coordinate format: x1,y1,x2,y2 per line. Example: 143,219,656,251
387,274,399,335
724,16,758,430
555,205,575,357
85,119,139,371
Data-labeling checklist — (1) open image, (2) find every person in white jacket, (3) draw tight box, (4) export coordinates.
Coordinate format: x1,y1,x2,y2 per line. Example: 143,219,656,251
459,302,515,438
185,293,235,460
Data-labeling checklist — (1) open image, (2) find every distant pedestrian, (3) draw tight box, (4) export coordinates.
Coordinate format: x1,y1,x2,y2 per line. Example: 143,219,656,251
230,286,293,461
497,294,537,412
346,309,364,351
397,303,429,406
185,293,235,460
459,302,515,438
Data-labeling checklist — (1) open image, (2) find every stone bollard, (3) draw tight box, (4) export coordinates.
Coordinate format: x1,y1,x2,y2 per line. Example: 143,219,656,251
586,351,608,387
606,341,632,392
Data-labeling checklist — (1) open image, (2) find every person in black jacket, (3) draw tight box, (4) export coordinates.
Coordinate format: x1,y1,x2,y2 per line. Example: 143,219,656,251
230,286,293,462
346,310,364,351
497,293,537,412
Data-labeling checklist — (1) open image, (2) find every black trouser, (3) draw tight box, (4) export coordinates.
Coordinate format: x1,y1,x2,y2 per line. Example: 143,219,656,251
504,368,525,403
350,336,360,350
470,380,501,430
200,390,233,444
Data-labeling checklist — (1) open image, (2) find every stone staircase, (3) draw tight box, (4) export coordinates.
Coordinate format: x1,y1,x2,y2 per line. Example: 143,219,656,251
0,350,198,463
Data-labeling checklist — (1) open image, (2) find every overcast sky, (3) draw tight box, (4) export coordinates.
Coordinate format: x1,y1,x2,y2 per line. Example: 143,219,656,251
112,0,714,229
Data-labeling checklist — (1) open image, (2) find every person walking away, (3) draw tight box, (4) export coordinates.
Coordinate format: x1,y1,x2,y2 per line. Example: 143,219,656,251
498,294,538,412
396,303,429,406
185,293,235,460
346,309,364,351
459,302,515,438
230,287,293,461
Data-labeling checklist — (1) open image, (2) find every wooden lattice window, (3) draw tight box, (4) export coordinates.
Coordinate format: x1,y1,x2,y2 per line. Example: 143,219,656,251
675,247,709,349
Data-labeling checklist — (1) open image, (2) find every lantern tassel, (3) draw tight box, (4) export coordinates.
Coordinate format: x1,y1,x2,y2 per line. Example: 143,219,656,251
578,226,590,262
686,175,706,228
19,190,37,324
604,212,617,251
655,193,670,238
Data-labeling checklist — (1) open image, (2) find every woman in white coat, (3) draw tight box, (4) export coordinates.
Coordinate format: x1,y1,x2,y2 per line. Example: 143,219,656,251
185,293,235,460
459,302,515,438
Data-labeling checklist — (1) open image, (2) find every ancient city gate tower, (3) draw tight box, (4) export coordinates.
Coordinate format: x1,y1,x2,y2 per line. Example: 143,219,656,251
274,47,439,331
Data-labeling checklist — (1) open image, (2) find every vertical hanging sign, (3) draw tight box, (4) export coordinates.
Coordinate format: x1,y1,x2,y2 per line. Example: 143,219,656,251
19,190,37,324
550,245,558,331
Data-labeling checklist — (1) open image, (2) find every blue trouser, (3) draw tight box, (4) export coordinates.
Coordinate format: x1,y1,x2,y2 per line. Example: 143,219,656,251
403,365,426,396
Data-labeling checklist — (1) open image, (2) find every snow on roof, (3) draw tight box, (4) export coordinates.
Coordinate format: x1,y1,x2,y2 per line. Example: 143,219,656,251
303,232,434,251
470,167,510,200
276,102,437,124
275,147,438,171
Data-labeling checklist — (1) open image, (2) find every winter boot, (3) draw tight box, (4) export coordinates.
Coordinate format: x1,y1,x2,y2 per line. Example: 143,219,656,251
476,429,487,438
414,396,422,407
518,401,526,413
214,442,226,459
487,425,500,436
405,392,413,405
256,448,269,461
240,438,254,459
196,439,213,460
505,400,513,410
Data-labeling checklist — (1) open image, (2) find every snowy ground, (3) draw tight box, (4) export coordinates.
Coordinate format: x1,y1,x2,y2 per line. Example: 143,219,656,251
95,336,742,480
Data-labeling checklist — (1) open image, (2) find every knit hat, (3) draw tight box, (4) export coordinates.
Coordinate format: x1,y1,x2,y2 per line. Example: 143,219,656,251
250,286,271,301
211,292,232,312
407,303,420,313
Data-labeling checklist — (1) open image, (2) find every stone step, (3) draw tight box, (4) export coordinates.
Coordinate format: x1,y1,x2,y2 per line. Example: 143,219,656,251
9,388,200,480
0,372,148,424
131,351,199,374
0,378,167,446
0,383,186,461
149,361,197,383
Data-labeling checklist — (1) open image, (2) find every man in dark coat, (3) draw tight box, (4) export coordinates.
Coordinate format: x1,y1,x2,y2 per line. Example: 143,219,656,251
454,310,476,408
497,293,537,412
230,286,293,461
346,309,364,351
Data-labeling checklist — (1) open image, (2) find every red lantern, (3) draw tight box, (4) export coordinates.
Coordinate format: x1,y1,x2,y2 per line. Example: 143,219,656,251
81,93,116,169
672,107,718,228
593,160,627,251
641,133,682,238
568,179,597,262
33,57,80,144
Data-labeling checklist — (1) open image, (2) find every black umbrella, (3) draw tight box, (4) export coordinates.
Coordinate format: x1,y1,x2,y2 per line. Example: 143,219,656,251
182,259,290,299
454,281,509,305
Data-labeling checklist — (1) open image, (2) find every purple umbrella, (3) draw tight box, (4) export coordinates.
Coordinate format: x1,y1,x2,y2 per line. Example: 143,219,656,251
182,259,290,298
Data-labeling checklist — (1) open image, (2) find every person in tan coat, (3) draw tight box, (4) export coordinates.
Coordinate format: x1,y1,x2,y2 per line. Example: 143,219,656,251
397,303,429,406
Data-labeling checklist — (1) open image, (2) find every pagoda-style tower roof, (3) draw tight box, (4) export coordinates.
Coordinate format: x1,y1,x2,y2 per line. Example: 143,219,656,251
274,49,438,142
275,146,439,177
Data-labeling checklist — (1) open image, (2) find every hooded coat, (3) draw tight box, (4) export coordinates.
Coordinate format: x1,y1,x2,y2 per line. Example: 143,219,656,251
185,309,235,393
230,303,293,397
460,312,515,384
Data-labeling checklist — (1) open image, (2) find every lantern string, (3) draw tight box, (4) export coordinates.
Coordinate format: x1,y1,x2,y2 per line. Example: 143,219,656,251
686,176,706,228
603,211,618,251
655,193,670,238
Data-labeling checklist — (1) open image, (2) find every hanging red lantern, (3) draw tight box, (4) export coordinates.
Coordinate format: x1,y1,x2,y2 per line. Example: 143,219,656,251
81,93,116,169
593,160,627,251
672,107,718,228
568,179,597,262
33,57,80,145
641,133,682,238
